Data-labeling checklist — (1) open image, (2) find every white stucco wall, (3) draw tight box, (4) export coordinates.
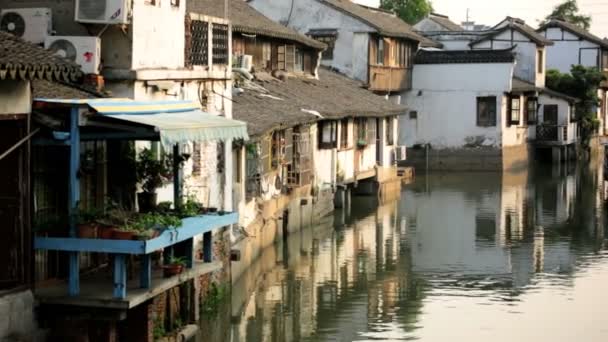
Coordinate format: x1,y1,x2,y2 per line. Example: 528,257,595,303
131,0,185,69
541,27,602,73
0,80,31,114
472,30,545,87
249,0,374,82
400,62,514,148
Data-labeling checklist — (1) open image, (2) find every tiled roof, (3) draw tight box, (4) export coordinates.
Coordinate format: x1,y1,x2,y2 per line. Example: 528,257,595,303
188,0,326,50
0,31,82,82
472,18,553,47
32,79,103,99
538,19,608,49
317,0,441,47
428,14,463,31
234,68,407,137
511,77,578,102
415,48,516,64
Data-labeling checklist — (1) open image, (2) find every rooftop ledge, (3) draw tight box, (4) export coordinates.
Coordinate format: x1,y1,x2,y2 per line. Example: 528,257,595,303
102,66,231,81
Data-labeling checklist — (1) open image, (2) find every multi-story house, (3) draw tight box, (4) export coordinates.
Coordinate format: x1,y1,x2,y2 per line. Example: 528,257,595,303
0,31,83,341
188,0,408,280
537,19,608,135
405,17,579,170
247,0,439,97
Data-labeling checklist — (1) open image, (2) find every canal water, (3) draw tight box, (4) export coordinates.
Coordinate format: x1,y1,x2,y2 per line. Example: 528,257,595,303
201,163,608,341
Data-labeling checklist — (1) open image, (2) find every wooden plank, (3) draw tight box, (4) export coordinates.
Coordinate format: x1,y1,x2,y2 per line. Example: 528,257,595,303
113,254,127,299
140,254,151,289
34,213,238,255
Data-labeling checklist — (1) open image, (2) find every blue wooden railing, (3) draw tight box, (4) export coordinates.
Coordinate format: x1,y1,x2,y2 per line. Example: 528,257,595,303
34,213,237,299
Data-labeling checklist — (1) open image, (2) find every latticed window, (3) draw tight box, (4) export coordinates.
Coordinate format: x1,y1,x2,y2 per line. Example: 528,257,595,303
212,23,229,65
190,20,209,66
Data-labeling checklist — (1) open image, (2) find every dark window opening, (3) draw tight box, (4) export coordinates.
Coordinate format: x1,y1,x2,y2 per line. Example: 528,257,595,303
386,117,395,145
544,104,558,125
340,118,349,149
525,97,538,125
377,38,385,65
312,35,336,60
190,20,209,66
212,23,229,65
318,121,338,149
477,96,497,127
538,49,544,74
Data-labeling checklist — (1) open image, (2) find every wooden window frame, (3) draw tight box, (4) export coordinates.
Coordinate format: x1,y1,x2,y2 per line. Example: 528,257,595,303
525,97,538,125
386,117,395,146
271,130,286,169
318,121,338,149
340,118,350,149
312,35,336,61
377,38,385,66
602,50,608,70
476,96,497,127
543,104,559,125
508,96,521,126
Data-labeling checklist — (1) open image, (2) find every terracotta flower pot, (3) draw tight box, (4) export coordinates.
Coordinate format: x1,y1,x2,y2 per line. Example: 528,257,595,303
112,230,136,240
163,264,184,278
77,223,98,239
98,226,116,239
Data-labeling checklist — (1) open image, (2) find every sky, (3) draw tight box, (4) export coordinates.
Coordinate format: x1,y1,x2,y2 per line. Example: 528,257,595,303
354,0,608,38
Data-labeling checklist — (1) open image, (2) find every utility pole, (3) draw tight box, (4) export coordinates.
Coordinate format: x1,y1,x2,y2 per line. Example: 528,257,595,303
466,8,470,23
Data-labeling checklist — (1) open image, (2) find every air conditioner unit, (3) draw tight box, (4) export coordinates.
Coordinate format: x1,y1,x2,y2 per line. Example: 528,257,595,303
236,55,253,72
0,8,52,44
75,0,130,24
45,36,101,75
394,146,407,162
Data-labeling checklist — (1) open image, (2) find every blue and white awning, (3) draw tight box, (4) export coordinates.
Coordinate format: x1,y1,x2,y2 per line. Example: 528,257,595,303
34,98,249,147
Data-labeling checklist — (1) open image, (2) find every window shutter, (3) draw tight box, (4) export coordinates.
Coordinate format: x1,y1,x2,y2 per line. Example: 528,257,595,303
285,128,294,163
278,45,286,70
285,45,295,71
367,119,376,144
260,135,272,174
299,126,312,185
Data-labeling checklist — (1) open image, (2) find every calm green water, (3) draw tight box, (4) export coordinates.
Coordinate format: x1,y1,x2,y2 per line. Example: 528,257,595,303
203,164,608,342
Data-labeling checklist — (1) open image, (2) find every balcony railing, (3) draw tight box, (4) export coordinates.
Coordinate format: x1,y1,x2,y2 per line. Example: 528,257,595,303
368,65,411,92
536,124,577,145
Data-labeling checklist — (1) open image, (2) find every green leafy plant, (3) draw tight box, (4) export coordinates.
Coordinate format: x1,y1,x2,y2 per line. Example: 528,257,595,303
177,197,202,218
546,66,606,149
75,207,103,225
135,148,173,194
167,256,187,266
201,283,228,317
153,318,166,340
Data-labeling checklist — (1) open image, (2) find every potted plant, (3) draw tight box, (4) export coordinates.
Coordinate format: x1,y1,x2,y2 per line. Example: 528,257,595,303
75,208,101,239
112,224,139,240
163,256,187,277
97,208,132,239
135,148,172,213
356,139,368,149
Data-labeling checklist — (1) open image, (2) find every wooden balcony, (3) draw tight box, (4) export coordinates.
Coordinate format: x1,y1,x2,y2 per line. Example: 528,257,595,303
368,65,411,92
535,123,578,146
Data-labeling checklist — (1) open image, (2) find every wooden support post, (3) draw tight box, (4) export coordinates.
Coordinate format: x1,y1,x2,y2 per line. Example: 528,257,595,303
203,231,212,262
174,238,194,268
68,107,80,237
68,252,80,296
113,254,127,299
173,144,183,208
140,254,151,289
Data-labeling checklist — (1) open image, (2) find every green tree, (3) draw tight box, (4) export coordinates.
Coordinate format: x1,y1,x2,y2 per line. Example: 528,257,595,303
380,0,433,25
542,0,591,30
546,66,605,148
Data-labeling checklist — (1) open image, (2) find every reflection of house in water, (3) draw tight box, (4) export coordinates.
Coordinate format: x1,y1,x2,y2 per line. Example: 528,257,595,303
402,169,584,290
227,198,421,342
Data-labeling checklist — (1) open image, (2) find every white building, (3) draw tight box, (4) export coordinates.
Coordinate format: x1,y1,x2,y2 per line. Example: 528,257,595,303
537,19,608,135
400,48,577,171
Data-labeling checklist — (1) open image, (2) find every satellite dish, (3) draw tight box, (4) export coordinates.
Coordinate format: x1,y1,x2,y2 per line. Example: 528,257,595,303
0,12,26,37
48,39,78,61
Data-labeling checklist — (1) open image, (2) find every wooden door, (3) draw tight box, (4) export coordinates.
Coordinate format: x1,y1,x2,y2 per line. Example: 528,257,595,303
0,119,28,290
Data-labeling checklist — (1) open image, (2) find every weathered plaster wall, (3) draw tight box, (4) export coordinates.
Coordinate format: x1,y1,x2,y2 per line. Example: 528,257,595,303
249,0,374,82
0,80,30,114
471,30,545,86
400,63,513,149
131,0,185,70
541,27,602,73
0,290,36,341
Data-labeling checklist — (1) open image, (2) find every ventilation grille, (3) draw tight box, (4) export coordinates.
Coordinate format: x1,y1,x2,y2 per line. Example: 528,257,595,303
78,0,106,20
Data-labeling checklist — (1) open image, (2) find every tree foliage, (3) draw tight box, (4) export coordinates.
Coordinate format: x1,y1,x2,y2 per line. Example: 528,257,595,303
546,66,605,147
542,0,591,30
380,0,433,25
